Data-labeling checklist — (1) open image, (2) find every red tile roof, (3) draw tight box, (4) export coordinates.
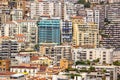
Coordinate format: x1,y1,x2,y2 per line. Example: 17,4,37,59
31,56,39,61
71,16,83,19
0,72,15,76
11,66,37,69
0,36,9,39
15,34,25,37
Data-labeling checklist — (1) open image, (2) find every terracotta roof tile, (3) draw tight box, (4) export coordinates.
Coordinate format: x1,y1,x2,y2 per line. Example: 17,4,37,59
15,34,25,37
0,36,9,39
11,66,37,69
71,16,83,19
31,56,39,61
0,72,15,76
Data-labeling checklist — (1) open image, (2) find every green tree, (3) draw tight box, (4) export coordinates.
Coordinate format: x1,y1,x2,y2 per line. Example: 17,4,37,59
84,1,91,8
86,60,91,65
75,60,91,65
93,58,100,63
89,66,95,72
100,1,104,5
113,61,120,66
77,0,85,4
102,69,106,73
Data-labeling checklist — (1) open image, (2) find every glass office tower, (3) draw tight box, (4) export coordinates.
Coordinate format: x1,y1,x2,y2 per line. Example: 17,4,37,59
37,19,61,45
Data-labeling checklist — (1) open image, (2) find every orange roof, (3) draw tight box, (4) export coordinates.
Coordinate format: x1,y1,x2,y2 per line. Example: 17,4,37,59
18,40,24,42
19,63,30,67
0,72,15,76
15,34,24,37
71,16,83,19
39,56,52,60
16,20,36,23
11,66,37,69
0,36,9,39
31,56,39,61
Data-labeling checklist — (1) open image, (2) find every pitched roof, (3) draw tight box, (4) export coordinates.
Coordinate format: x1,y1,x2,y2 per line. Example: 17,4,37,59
11,66,37,69
31,56,39,61
0,72,15,76
71,16,83,19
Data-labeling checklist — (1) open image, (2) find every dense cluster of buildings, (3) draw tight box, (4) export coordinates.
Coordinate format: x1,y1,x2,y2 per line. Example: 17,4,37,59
0,0,120,80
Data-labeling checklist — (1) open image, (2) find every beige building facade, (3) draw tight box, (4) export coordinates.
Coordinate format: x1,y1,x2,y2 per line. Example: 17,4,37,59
72,16,99,48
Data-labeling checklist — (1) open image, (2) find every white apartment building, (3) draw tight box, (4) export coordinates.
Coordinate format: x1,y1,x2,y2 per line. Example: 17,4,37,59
73,65,118,80
15,54,30,64
1,20,38,49
109,0,120,3
53,2,62,17
30,1,54,19
86,0,107,3
11,9,23,21
44,45,72,66
86,9,100,26
72,48,113,65
10,66,39,76
30,2,37,19
29,1,76,20
113,49,120,62
64,2,76,20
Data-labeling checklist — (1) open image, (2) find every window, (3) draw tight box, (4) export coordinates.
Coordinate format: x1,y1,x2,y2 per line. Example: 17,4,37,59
0,62,2,66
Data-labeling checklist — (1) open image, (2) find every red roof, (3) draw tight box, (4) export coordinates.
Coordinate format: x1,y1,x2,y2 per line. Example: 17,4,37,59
0,36,9,39
0,72,15,76
71,16,83,19
15,34,25,37
11,66,37,69
31,56,39,61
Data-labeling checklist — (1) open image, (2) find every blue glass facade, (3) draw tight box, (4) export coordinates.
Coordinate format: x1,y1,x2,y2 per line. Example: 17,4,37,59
61,21,72,43
37,19,61,45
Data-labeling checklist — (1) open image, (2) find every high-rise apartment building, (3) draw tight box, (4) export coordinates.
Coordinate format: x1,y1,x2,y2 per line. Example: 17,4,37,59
101,3,120,48
29,0,76,20
86,9,100,27
61,21,72,44
30,1,54,19
93,5,105,29
101,21,120,48
74,8,100,27
72,16,99,48
53,2,62,18
1,20,38,49
0,8,11,27
109,0,120,3
86,0,107,3
11,9,23,21
0,40,18,60
105,3,120,22
64,2,76,20
72,48,113,65
37,18,61,45
44,45,72,66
